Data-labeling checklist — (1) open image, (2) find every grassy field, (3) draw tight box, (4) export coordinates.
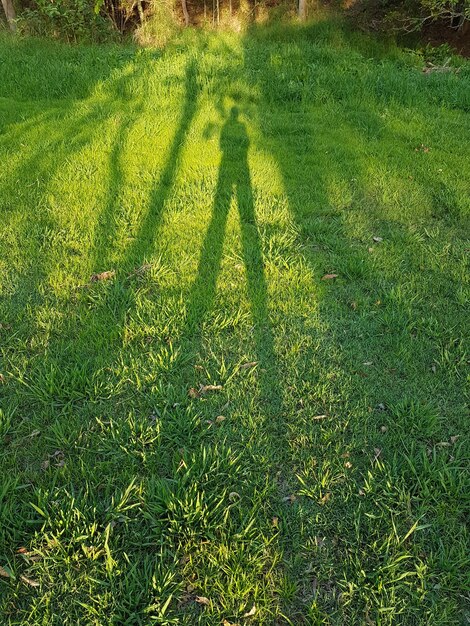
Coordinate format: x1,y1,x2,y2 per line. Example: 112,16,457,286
0,18,469,625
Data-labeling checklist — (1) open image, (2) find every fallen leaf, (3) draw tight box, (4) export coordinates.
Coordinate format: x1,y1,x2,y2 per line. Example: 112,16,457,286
195,596,210,606
319,492,331,506
243,605,256,618
380,425,388,433
321,273,338,281
0,373,5,383
222,620,240,626
0,565,12,578
272,516,279,528
358,488,365,496
344,461,352,469
20,574,39,588
312,414,327,420
372,236,383,243
16,547,28,555
215,415,226,423
91,270,115,282
240,361,258,370
199,384,223,394
188,387,200,399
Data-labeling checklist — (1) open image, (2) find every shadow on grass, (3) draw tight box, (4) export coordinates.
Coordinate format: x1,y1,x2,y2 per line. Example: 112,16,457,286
183,105,282,415
1,22,468,624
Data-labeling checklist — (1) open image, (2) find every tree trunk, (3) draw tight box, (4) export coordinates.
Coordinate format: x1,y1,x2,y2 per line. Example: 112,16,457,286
181,0,189,26
1,0,16,31
298,0,306,20
136,0,145,24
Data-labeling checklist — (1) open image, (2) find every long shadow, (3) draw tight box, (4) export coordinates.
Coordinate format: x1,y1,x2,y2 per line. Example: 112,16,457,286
119,57,199,268
186,107,274,357
183,106,282,419
4,55,200,406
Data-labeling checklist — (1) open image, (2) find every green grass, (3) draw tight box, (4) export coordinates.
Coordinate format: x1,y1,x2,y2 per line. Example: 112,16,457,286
0,18,469,625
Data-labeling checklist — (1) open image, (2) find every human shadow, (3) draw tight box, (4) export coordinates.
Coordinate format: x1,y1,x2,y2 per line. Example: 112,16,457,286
184,107,281,415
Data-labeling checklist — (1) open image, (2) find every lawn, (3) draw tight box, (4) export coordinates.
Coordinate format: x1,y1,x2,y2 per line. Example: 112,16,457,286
0,18,469,625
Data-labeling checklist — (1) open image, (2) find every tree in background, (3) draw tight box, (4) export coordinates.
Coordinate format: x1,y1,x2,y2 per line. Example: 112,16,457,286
1,0,16,30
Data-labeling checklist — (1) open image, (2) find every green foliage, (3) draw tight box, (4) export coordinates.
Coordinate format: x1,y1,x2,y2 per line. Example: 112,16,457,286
350,0,470,33
17,0,113,40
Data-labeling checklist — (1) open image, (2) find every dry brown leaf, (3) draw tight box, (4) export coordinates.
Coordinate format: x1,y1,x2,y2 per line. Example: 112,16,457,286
222,620,240,626
20,574,39,588
319,492,331,506
240,361,258,370
188,387,200,399
0,565,11,578
16,547,28,554
0,373,5,383
91,270,115,282
215,415,226,423
243,605,257,618
200,384,223,394
321,273,338,281
272,516,279,528
195,596,210,606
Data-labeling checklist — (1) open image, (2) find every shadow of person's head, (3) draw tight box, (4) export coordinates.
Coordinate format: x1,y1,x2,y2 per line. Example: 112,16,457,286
220,104,249,161
230,106,239,120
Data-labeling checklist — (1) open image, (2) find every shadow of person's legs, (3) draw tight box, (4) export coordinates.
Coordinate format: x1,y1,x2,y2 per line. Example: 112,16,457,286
237,164,282,416
185,156,233,332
